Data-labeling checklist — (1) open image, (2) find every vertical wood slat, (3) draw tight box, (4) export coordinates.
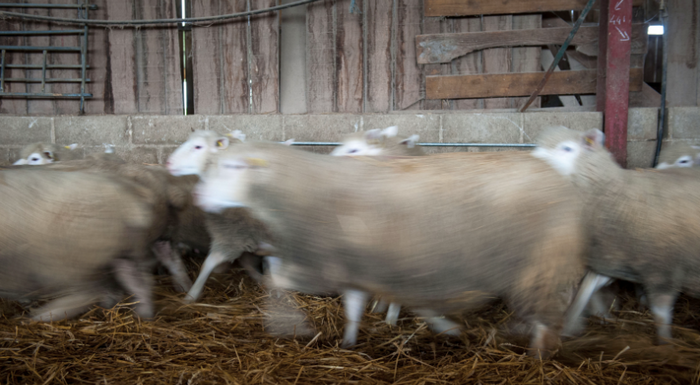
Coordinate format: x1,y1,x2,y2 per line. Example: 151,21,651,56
394,0,422,111
365,0,393,112
306,0,335,113
0,0,27,114
26,2,53,114
250,0,280,114
481,15,512,109
421,15,443,110
451,16,482,110
106,0,137,114
220,0,248,113
84,0,110,114
50,0,79,115
511,14,542,109
335,0,363,113
134,0,182,114
192,0,221,114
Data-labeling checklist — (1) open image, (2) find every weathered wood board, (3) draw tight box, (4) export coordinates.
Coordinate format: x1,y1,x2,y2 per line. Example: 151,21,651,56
417,24,648,64
425,0,644,17
426,68,644,99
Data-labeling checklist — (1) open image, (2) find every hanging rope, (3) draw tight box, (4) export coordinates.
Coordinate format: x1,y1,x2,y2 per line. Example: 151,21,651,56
0,0,328,28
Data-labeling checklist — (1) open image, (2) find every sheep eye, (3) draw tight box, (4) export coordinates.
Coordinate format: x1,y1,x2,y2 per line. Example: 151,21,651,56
349,149,358,154
562,146,573,153
679,159,689,164
194,145,203,150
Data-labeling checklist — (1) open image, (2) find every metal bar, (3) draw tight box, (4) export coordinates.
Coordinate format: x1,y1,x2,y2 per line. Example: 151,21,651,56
0,4,97,10
600,0,633,167
0,92,92,97
0,30,85,36
2,78,91,82
40,50,46,92
6,64,90,69
288,142,535,148
653,0,669,167
0,49,5,92
79,0,88,115
518,0,596,112
0,45,81,52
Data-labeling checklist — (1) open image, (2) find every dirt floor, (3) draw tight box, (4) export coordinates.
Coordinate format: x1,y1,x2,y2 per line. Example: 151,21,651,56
2,263,700,385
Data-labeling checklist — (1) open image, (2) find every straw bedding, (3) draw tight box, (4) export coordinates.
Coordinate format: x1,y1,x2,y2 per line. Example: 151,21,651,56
1,261,699,384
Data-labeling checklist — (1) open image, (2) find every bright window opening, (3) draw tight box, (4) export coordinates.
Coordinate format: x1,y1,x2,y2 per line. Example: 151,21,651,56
648,25,664,35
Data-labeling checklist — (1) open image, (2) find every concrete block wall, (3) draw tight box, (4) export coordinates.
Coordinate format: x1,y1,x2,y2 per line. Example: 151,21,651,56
0,108,691,168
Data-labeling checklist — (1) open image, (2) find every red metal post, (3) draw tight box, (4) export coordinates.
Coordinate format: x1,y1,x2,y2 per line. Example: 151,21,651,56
597,0,633,167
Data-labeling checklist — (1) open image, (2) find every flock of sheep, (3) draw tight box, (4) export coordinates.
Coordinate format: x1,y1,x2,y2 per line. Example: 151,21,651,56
1,124,700,359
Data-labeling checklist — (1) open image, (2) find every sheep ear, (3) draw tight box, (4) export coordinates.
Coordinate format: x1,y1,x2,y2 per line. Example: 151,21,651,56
13,158,27,165
583,129,605,148
228,130,246,142
399,134,420,149
381,125,398,138
65,143,78,151
282,139,295,146
44,151,54,160
215,137,230,150
364,128,382,140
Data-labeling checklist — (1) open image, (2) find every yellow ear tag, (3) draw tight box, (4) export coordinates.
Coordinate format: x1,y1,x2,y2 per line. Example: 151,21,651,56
246,158,268,168
64,146,72,149
584,137,594,146
224,133,233,138
216,140,224,147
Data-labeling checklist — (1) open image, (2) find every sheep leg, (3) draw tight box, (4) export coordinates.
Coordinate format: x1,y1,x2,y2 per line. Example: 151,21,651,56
528,321,559,360
184,250,230,303
152,241,193,292
342,289,369,348
562,271,612,336
113,259,154,319
371,298,389,314
385,303,401,326
31,292,100,322
648,291,677,344
413,308,462,336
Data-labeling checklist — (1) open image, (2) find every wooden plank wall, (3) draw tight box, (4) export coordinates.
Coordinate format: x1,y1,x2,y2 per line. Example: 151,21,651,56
191,0,279,114
0,0,183,115
301,0,543,113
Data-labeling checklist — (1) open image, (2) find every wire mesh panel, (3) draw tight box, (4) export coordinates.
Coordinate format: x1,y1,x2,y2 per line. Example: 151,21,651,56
0,0,93,114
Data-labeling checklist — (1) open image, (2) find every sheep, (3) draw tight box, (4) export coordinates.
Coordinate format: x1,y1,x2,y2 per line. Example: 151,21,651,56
166,129,273,303
13,142,80,165
34,157,194,293
0,168,156,320
193,141,586,357
330,126,423,157
655,142,700,169
331,126,425,326
532,125,700,344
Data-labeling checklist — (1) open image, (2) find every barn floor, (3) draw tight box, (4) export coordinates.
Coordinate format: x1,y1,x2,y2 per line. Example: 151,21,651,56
1,262,700,384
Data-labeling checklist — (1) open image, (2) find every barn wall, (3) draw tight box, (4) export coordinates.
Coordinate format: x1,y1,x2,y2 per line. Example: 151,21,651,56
0,107,680,168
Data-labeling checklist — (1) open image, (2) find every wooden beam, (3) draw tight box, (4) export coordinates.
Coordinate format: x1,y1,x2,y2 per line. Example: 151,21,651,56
425,0,643,17
416,24,647,64
426,69,643,99
597,0,633,168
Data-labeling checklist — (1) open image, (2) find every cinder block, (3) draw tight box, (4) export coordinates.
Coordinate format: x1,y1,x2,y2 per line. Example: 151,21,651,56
442,113,523,144
132,115,207,145
668,107,700,139
523,111,602,142
0,116,52,144
627,108,659,140
54,116,129,146
160,146,180,164
0,147,10,165
626,141,657,169
113,146,159,164
284,114,362,142
8,147,22,164
362,113,440,142
208,115,284,141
